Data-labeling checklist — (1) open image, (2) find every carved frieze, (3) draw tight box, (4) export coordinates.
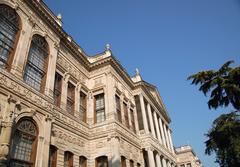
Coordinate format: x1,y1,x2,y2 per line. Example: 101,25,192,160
52,128,85,147
57,55,87,84
0,72,54,113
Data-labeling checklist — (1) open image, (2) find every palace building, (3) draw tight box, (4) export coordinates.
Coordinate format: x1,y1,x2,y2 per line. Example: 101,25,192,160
0,0,202,167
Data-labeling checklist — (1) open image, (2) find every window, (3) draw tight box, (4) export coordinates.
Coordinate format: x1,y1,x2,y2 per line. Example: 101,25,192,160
130,160,134,167
10,119,38,167
94,93,105,123
23,34,48,91
48,145,57,167
137,163,141,167
186,163,191,167
53,72,62,107
96,156,108,167
121,156,126,167
115,95,122,123
66,82,75,114
64,151,73,167
130,109,136,133
123,102,129,128
79,92,87,122
79,156,87,167
0,5,20,69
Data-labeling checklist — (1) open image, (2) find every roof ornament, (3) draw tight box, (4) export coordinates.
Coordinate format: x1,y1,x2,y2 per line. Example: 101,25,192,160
105,44,111,51
57,13,62,20
57,13,62,27
135,68,140,76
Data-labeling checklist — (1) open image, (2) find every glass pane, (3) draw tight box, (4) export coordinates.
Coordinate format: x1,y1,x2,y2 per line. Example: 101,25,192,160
0,5,18,69
24,35,48,91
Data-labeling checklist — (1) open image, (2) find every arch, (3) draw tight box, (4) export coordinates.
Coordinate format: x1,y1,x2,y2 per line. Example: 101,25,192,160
79,156,87,167
23,34,49,92
9,117,38,166
130,160,134,167
64,151,73,167
0,4,21,70
95,156,108,167
48,145,58,167
121,156,127,167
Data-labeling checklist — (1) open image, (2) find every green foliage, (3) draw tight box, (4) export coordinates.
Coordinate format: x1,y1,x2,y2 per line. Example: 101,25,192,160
205,112,240,167
188,61,240,167
188,60,240,110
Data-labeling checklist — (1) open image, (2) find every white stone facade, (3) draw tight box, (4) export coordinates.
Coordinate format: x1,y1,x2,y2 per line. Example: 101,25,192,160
175,146,203,167
0,0,201,167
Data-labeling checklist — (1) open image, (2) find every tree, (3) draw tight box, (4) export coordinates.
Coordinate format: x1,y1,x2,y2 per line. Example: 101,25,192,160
188,61,240,167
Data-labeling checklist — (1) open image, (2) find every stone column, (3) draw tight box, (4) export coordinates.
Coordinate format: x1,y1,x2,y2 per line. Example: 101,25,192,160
10,14,34,78
139,94,149,133
133,106,140,133
0,97,18,167
147,103,156,138
111,136,120,167
35,115,53,167
161,157,167,167
167,128,174,153
153,112,162,144
158,118,166,147
74,83,81,118
163,123,170,150
60,73,70,110
44,40,59,97
147,149,156,167
155,154,162,167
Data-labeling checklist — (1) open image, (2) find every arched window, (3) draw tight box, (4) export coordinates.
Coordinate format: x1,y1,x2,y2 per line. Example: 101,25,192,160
95,156,108,167
64,151,73,167
48,145,58,167
0,4,20,69
121,156,126,167
79,156,87,167
24,34,48,91
10,118,38,167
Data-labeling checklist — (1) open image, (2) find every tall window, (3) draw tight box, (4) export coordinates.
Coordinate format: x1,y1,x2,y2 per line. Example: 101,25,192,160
79,92,87,122
96,156,108,167
121,156,126,167
64,151,73,167
123,102,129,128
53,72,62,107
66,82,75,114
130,160,134,167
0,5,20,69
79,156,87,167
94,93,105,123
130,109,136,133
115,95,122,123
10,119,38,167
48,145,57,167
23,34,48,91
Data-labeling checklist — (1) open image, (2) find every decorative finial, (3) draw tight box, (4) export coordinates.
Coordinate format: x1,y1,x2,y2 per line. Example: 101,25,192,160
105,44,111,50
135,68,140,76
57,13,62,20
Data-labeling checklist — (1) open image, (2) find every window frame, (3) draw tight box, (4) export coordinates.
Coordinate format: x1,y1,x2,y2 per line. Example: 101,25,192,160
115,95,122,123
66,82,75,114
79,91,87,122
0,4,21,70
23,34,49,92
94,93,105,123
53,72,62,107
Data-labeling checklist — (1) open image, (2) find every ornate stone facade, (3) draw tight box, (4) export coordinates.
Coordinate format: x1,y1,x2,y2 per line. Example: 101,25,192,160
0,0,201,167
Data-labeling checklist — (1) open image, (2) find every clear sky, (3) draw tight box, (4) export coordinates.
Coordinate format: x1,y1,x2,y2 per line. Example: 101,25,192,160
44,0,240,166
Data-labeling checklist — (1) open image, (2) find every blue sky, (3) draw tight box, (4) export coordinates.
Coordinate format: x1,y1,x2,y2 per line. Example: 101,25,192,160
44,0,240,166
